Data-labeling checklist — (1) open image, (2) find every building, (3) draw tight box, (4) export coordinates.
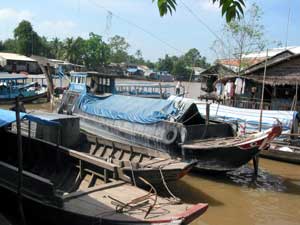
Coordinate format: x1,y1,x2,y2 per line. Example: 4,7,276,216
0,52,42,74
216,51,300,110
199,63,236,93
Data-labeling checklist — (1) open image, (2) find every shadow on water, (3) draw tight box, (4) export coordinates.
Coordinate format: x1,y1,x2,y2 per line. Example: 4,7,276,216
156,180,224,207
190,164,300,196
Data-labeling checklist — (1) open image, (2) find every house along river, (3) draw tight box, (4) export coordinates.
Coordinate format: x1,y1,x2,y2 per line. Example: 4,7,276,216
1,80,299,225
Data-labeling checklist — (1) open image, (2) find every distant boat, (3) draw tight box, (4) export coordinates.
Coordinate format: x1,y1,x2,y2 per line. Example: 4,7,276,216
115,82,175,99
0,109,208,225
0,73,47,104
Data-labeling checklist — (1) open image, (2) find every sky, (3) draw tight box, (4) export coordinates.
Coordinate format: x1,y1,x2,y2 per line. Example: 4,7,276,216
0,0,299,63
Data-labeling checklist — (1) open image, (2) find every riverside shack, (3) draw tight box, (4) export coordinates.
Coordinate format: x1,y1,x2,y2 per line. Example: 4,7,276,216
215,51,300,110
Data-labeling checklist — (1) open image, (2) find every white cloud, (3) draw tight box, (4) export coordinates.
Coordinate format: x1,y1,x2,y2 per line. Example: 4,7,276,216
192,0,219,12
36,20,78,38
0,8,33,22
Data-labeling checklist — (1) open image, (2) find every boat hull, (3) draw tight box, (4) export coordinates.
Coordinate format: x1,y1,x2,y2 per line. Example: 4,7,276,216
0,92,47,105
260,149,300,164
186,146,259,171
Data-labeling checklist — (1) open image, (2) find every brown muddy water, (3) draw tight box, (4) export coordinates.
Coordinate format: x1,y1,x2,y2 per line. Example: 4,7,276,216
1,80,300,225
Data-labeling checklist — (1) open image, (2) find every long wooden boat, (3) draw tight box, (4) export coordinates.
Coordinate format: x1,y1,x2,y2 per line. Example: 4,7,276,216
0,128,208,225
58,90,282,172
14,111,195,186
260,141,300,164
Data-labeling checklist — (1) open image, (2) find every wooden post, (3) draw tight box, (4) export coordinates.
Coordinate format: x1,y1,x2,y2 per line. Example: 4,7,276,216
259,49,268,132
56,126,61,173
159,82,163,99
206,103,210,125
15,97,26,225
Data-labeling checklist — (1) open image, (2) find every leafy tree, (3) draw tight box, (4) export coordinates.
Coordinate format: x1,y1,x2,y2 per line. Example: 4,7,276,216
172,59,191,80
183,48,210,68
157,54,175,72
153,0,245,22
14,20,38,56
108,35,130,63
0,41,4,51
83,33,111,69
2,39,17,53
211,3,266,74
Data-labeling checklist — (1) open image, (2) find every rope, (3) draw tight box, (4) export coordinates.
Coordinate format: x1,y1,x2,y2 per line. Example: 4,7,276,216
129,161,137,187
159,166,181,204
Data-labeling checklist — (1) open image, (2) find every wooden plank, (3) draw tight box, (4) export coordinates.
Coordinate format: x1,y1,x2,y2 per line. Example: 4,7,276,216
62,181,125,201
60,146,118,171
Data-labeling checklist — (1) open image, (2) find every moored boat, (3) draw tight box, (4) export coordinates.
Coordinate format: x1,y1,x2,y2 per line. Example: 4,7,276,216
0,109,208,225
58,75,282,172
0,72,47,104
260,141,300,164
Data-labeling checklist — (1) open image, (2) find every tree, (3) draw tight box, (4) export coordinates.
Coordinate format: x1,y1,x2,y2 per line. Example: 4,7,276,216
83,33,111,69
2,39,17,53
108,35,130,63
183,48,210,68
14,20,37,56
157,54,175,72
153,0,245,22
211,3,266,74
172,59,191,80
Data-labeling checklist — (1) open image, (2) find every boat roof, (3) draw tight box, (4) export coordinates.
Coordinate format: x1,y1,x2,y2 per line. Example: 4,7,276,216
0,52,36,62
0,73,28,81
0,109,60,128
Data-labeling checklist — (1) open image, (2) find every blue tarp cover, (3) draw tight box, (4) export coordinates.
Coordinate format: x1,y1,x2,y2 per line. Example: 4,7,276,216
0,109,60,128
79,94,176,124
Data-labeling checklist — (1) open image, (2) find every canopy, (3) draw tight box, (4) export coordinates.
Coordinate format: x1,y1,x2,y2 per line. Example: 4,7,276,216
78,94,177,124
0,109,60,128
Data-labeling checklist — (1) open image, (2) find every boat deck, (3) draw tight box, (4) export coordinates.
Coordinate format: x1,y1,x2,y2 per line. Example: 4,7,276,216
64,181,199,221
182,137,246,149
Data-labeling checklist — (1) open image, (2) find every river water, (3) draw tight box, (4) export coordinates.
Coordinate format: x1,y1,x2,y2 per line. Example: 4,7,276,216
1,79,299,225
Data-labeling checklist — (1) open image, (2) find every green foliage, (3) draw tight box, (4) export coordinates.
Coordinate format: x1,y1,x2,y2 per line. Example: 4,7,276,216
108,35,130,63
2,21,210,74
154,0,245,22
211,3,265,72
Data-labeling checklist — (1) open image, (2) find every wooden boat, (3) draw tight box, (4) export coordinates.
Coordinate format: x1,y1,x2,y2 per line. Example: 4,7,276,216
260,141,300,164
0,73,47,104
115,83,175,99
56,72,282,172
58,87,282,172
79,131,195,186
0,127,208,225
14,110,195,186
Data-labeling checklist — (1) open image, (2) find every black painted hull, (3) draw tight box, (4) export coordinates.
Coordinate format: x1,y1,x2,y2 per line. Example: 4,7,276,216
184,146,260,172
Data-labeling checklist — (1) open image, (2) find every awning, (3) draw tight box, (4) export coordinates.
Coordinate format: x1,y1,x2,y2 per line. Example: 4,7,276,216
0,109,60,128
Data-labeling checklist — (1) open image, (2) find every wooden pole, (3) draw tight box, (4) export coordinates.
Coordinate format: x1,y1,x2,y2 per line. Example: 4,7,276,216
206,103,210,125
159,82,163,99
15,97,26,225
259,49,268,132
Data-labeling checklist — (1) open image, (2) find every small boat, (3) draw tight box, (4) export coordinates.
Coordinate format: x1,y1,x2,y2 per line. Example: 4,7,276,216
0,72,47,104
0,109,208,225
260,141,300,164
115,83,175,99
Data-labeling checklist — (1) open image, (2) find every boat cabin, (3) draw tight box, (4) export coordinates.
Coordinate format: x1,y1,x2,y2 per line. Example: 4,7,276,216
69,71,116,94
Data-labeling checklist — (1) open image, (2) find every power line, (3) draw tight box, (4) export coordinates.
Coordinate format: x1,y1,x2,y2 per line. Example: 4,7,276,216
178,0,225,46
87,0,184,54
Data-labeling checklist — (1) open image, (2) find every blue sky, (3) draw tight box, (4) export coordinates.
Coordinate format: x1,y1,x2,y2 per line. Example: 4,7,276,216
0,0,299,62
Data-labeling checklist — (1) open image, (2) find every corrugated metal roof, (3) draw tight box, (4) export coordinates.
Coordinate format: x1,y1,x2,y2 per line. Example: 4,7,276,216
0,52,36,62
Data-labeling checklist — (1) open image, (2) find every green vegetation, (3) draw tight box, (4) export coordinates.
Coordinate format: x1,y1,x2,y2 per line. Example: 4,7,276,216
1,20,210,80
211,3,267,73
153,0,245,22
